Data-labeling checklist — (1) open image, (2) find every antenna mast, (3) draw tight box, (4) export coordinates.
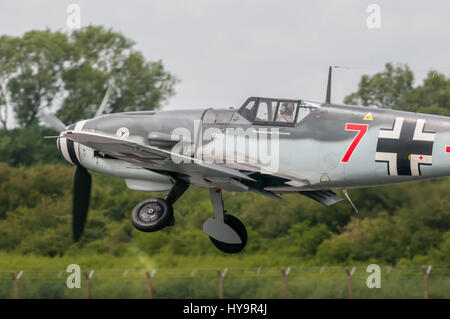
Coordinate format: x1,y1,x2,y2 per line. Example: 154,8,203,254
325,66,332,104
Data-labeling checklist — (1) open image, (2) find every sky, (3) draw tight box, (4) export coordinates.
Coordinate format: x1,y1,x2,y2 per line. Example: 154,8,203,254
1,0,449,116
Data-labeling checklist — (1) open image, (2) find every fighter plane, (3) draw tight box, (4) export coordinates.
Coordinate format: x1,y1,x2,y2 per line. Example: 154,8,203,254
44,67,450,253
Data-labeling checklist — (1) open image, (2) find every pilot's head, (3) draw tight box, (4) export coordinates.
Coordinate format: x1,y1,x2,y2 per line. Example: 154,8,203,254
283,102,294,114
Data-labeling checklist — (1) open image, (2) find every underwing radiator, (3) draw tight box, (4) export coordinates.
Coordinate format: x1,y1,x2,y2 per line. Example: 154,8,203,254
299,190,343,206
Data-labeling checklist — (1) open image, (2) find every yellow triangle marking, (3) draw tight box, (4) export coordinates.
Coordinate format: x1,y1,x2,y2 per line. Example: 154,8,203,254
363,112,373,120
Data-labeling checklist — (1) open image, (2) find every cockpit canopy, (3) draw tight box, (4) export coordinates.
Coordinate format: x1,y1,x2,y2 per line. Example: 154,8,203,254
236,97,318,126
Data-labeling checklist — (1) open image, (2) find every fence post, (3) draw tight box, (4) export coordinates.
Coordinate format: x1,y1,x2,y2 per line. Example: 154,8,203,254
421,265,432,299
217,268,228,299
84,270,94,299
145,270,156,299
281,267,291,299
344,267,355,299
10,270,22,299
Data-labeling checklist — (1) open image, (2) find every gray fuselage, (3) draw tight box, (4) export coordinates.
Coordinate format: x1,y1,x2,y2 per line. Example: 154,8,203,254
58,101,450,193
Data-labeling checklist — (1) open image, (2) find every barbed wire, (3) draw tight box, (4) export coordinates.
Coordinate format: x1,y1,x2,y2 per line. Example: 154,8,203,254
1,265,449,281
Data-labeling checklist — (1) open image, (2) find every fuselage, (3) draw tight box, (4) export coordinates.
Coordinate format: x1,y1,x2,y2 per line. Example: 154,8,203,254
57,100,450,193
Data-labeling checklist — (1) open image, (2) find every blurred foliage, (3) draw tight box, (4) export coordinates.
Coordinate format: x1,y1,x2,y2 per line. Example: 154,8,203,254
344,63,414,109
0,125,62,166
344,63,450,117
0,162,450,266
0,26,177,128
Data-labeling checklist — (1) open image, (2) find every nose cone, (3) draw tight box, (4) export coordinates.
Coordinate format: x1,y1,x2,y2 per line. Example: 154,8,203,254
57,120,88,166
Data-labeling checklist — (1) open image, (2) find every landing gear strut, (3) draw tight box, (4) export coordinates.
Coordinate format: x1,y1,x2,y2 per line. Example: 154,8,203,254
130,181,248,253
130,179,188,232
203,189,247,253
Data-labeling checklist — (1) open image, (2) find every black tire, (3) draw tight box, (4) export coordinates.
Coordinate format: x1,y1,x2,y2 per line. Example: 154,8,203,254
210,214,247,253
131,198,173,232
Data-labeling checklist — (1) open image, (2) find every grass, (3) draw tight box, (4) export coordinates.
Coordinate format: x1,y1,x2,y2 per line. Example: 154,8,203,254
0,251,311,270
1,253,449,298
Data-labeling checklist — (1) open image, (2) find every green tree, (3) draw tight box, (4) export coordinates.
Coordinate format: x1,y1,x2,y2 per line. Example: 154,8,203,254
57,26,177,124
273,221,330,258
344,63,414,108
0,35,22,131
396,71,450,115
0,125,62,166
7,30,69,127
0,26,177,128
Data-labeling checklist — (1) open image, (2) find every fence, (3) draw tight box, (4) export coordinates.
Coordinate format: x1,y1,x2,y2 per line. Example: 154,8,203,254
1,265,449,299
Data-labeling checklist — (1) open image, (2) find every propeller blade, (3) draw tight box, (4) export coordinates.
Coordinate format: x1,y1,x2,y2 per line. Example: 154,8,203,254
39,112,67,133
72,166,92,242
95,82,113,118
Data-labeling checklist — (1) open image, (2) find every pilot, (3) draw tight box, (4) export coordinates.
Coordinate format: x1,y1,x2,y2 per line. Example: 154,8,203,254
278,102,295,122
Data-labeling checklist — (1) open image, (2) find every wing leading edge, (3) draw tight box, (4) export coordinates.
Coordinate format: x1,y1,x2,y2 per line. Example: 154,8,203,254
62,130,255,183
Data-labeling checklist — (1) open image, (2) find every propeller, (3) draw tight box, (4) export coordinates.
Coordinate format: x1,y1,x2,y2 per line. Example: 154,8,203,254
72,166,92,241
40,81,113,132
39,111,67,133
95,82,113,117
38,112,92,241
39,81,113,241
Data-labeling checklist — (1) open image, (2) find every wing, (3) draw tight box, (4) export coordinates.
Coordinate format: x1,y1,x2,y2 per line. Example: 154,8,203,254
62,130,342,204
62,130,255,183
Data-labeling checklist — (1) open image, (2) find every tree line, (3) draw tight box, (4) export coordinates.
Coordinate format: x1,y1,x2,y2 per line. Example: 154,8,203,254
0,26,176,129
0,26,176,166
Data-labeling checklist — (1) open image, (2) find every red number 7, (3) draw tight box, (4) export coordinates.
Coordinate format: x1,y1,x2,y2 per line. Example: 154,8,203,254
341,123,368,162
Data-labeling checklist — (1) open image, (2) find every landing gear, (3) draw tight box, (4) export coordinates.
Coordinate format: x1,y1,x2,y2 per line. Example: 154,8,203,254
131,197,173,232
209,214,247,253
203,189,248,253
130,179,188,232
130,180,248,254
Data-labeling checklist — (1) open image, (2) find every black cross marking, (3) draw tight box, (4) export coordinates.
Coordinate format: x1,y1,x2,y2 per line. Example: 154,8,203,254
376,118,434,176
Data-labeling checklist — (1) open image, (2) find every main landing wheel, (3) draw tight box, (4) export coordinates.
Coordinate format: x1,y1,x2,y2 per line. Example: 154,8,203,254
131,198,173,232
209,214,247,254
